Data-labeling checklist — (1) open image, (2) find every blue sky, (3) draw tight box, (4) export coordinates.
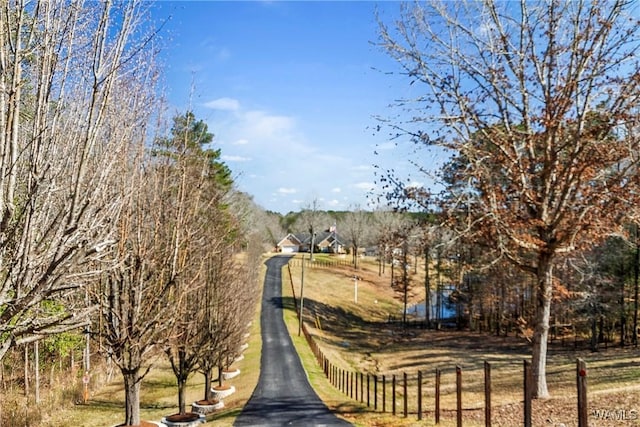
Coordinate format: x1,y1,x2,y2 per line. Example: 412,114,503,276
150,1,431,213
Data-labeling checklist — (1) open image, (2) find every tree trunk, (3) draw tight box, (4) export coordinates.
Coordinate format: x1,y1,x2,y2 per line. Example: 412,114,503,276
501,282,506,337
424,246,430,327
24,345,29,397
353,245,358,269
34,341,40,404
204,368,213,401
634,239,639,347
598,315,605,344
590,315,598,352
531,256,553,399
178,376,187,415
402,241,408,324
620,266,626,347
391,257,394,287
436,249,442,328
123,369,141,426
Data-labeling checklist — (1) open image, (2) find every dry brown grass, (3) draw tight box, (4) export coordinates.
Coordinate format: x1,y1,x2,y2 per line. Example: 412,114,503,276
21,253,638,426
285,253,640,427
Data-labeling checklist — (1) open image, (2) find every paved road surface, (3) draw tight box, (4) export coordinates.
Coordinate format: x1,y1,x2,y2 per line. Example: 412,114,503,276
234,255,352,427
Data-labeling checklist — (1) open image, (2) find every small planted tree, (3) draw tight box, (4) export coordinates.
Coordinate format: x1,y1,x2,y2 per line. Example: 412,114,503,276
160,110,234,418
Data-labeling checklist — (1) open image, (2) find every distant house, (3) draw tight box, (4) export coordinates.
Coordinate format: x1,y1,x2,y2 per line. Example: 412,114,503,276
276,231,346,254
316,232,345,254
276,233,303,253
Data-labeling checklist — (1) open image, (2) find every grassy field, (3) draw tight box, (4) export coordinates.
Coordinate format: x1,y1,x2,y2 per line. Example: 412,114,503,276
27,252,639,426
284,253,640,427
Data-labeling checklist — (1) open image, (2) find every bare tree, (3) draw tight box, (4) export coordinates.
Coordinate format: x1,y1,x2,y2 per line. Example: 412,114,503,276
341,205,371,269
371,209,403,276
163,173,216,416
150,109,234,417
0,1,159,361
378,0,640,398
97,149,183,426
294,199,330,256
196,251,240,403
96,107,220,425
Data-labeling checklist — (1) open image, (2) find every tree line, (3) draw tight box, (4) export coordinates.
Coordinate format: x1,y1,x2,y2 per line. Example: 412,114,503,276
0,2,270,425
374,0,640,401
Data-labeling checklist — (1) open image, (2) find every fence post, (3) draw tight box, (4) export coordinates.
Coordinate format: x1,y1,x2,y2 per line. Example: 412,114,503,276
344,370,347,395
334,366,338,389
355,371,358,400
418,370,423,421
329,362,336,387
435,368,441,424
330,364,333,386
456,366,462,427
577,358,588,427
392,374,396,416
360,372,364,402
374,375,378,410
367,374,370,407
350,372,354,399
484,361,491,427
403,372,408,417
523,360,532,427
382,375,386,413
344,370,347,396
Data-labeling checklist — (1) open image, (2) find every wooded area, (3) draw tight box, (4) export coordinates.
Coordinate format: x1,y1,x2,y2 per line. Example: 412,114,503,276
0,2,268,426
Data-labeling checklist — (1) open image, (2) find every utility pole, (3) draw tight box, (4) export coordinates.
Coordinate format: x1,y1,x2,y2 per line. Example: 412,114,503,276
353,276,360,304
298,253,305,337
299,230,315,336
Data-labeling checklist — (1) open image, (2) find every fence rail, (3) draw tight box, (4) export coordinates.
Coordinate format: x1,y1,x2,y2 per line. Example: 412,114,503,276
285,262,591,426
287,258,353,269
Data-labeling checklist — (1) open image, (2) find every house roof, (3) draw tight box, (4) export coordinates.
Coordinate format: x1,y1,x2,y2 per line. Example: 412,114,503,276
276,233,303,247
284,231,345,247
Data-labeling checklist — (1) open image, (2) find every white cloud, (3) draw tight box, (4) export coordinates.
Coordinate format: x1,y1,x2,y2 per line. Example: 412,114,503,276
375,141,396,151
327,199,340,207
204,97,240,111
406,181,424,188
242,111,295,138
222,155,251,162
233,138,249,145
278,187,297,194
354,182,375,190
331,187,341,193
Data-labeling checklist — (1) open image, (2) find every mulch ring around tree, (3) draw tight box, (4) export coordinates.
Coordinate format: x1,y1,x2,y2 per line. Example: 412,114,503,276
162,412,205,426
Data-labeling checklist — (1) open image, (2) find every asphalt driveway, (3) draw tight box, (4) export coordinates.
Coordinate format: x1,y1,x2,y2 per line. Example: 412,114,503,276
234,255,352,427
